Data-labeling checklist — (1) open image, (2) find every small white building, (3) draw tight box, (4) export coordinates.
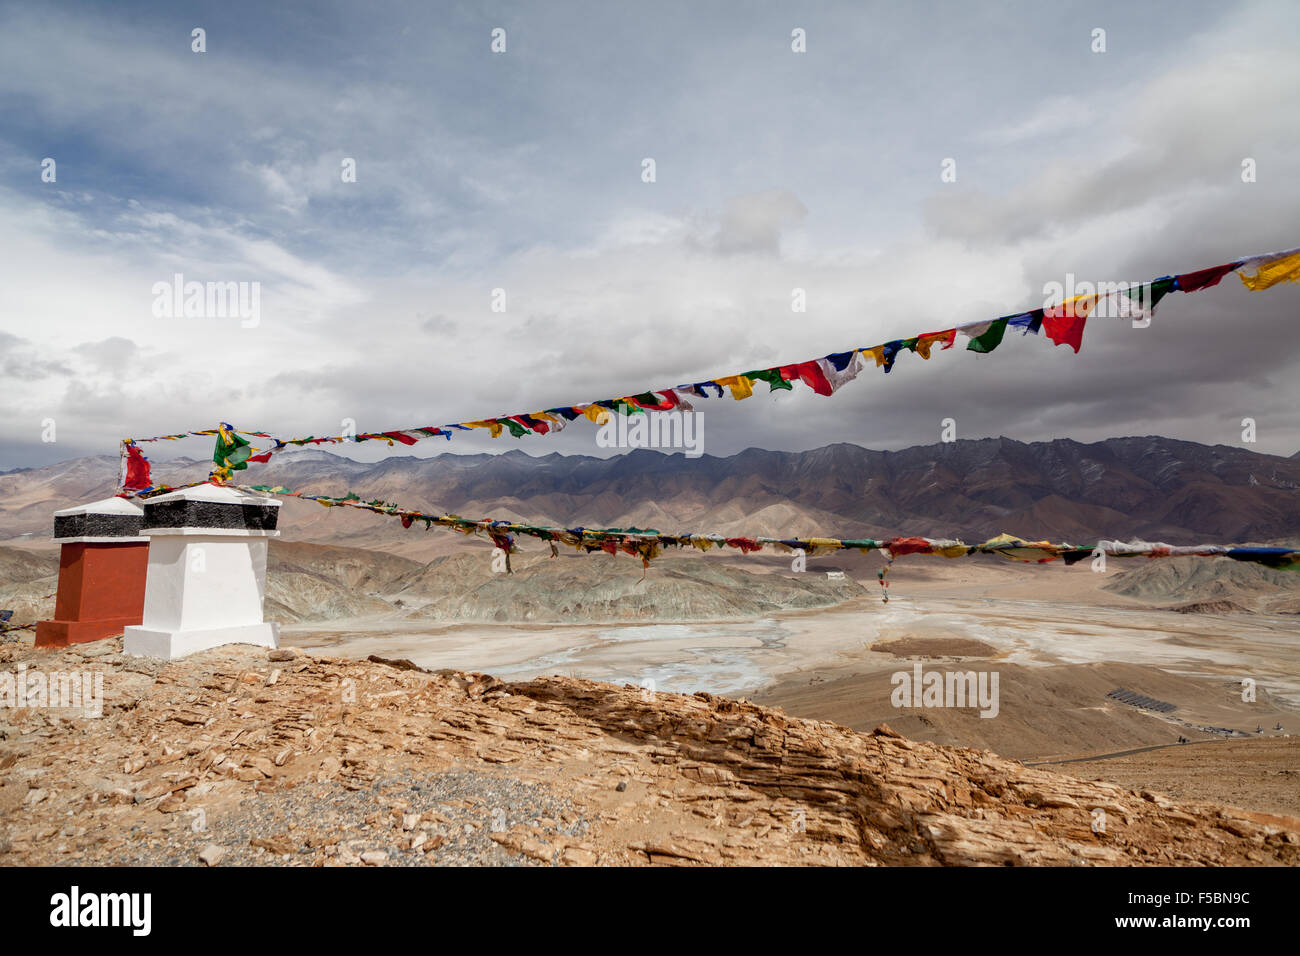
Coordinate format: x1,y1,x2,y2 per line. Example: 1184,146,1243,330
124,483,281,660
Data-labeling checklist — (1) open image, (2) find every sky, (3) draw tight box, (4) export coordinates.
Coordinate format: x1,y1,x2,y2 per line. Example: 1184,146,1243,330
2,0,1299,477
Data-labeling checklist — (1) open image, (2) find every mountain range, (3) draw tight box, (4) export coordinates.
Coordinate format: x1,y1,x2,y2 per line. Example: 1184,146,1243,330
2,436,1297,559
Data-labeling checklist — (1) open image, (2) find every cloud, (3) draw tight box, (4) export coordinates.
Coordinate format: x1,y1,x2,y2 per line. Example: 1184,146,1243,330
0,0,1297,476
71,336,140,371
925,30,1300,244
711,189,808,255
0,331,72,381
418,313,457,335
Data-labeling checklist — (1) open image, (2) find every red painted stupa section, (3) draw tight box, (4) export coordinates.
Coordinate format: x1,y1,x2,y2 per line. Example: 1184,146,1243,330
34,541,150,647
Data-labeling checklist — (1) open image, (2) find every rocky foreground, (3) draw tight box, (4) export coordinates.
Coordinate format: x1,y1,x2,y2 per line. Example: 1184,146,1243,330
2,638,1298,866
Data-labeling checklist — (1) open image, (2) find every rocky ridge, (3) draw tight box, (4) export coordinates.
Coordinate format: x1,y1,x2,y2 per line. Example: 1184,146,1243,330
2,639,1297,866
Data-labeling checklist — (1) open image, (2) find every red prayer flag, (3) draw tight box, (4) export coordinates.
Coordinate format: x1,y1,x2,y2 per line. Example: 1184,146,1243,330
779,360,834,396
1174,262,1241,293
885,537,933,556
1041,298,1094,353
1041,313,1087,352
123,445,152,491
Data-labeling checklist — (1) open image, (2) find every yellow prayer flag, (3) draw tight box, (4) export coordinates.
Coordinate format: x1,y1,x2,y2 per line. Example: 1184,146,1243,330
1061,293,1099,318
465,420,505,438
932,544,971,558
714,375,754,400
1238,249,1300,291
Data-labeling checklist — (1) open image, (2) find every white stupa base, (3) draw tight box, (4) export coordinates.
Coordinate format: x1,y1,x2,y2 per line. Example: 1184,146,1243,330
123,622,280,660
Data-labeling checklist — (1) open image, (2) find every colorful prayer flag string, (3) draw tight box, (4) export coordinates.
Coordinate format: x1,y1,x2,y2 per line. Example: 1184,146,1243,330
223,481,1299,572
118,245,1300,489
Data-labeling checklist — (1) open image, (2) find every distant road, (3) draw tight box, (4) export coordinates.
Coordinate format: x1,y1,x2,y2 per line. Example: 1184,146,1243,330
1026,738,1234,766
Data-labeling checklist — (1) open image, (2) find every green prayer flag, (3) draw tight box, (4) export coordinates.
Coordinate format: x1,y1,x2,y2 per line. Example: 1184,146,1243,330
213,431,251,471
1124,276,1175,314
966,318,1009,354
745,369,794,392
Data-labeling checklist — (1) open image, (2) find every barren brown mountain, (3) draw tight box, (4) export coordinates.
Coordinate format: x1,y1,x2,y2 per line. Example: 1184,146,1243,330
3,438,1298,560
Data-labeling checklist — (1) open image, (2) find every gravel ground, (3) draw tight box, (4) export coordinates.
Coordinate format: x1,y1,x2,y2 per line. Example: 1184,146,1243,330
95,769,590,867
